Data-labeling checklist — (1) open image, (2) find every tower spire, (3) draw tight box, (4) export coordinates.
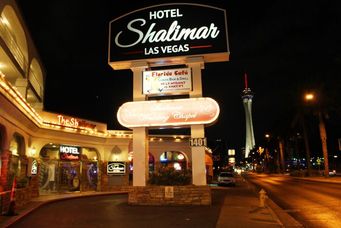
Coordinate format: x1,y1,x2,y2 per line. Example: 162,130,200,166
244,72,248,89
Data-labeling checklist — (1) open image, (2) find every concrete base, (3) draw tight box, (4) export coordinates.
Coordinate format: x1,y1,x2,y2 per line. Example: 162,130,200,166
128,185,211,206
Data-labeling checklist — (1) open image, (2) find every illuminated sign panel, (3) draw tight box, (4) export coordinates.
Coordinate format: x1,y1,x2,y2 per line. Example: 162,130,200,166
107,162,126,175
143,68,192,95
109,3,229,69
117,97,219,128
31,159,38,175
59,145,81,161
28,158,38,176
228,149,235,156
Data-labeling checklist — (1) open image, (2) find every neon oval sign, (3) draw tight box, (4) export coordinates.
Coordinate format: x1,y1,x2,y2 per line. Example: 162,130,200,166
117,97,219,128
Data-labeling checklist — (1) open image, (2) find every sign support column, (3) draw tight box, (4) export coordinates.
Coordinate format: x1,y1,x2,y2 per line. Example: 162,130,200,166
188,57,206,186
131,62,149,186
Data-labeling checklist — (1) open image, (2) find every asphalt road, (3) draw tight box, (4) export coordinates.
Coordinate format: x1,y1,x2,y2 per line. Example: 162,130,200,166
9,190,228,228
246,174,341,228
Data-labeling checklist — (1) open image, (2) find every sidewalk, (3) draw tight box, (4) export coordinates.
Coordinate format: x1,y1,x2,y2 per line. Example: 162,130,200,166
215,178,302,228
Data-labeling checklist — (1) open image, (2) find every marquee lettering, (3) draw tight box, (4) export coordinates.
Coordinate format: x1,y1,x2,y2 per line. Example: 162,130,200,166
115,19,220,48
57,115,79,128
149,9,183,20
60,146,80,155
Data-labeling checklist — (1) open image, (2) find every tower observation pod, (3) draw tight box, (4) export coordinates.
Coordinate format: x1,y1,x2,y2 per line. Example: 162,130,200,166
242,73,255,158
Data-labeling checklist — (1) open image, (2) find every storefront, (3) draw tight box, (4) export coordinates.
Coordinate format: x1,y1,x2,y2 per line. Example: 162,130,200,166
39,143,99,194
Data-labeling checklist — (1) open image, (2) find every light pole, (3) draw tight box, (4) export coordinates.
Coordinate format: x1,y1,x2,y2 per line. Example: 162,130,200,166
304,92,329,177
300,111,312,176
264,134,270,173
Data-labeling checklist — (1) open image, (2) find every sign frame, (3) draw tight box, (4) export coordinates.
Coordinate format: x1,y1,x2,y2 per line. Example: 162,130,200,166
108,3,230,69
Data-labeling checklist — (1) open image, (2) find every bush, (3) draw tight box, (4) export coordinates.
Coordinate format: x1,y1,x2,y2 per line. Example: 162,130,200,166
148,167,192,186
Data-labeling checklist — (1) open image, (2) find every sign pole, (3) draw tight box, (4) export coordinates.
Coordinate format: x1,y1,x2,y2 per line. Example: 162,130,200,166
131,62,149,186
109,3,230,189
188,57,207,185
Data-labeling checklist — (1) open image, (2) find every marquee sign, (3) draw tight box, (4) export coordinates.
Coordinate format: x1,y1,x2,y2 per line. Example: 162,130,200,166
117,97,219,128
143,68,192,95
108,3,229,69
107,162,126,175
42,114,97,130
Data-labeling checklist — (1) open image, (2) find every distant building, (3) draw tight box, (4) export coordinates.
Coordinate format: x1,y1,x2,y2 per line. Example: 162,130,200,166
241,73,255,158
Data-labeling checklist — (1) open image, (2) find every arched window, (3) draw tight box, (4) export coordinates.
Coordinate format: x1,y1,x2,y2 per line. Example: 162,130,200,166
81,148,99,191
9,133,26,183
160,151,187,171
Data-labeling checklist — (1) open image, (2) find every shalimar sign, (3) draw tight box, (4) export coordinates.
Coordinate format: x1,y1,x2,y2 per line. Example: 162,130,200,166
108,3,229,69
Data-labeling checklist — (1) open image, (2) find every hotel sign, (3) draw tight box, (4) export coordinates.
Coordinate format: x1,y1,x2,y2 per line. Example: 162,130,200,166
117,97,219,128
108,3,229,69
59,145,81,161
143,68,192,95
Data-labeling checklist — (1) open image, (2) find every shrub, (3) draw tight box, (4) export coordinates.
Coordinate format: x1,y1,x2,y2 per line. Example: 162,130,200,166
148,167,192,186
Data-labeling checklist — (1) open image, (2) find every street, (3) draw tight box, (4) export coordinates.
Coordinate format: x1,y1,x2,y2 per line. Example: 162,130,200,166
9,190,227,228
245,173,341,228
2,176,287,228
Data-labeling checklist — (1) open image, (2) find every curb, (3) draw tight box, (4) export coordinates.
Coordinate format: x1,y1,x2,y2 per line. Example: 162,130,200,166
266,197,303,227
243,177,304,227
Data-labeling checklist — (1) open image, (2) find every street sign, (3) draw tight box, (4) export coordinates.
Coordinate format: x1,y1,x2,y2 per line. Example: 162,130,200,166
189,138,207,147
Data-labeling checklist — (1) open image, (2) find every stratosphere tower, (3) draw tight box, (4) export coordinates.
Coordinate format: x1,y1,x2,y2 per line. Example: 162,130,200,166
242,73,255,158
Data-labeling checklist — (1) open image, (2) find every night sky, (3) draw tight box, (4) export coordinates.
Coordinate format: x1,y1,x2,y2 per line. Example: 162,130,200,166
16,0,341,153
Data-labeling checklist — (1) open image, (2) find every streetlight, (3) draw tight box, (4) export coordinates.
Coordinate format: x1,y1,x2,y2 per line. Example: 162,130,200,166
304,92,329,177
305,93,315,101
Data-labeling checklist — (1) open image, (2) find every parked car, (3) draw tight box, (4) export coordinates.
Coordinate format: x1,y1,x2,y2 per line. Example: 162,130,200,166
329,170,337,176
217,172,236,186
